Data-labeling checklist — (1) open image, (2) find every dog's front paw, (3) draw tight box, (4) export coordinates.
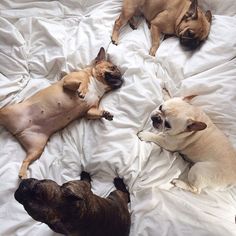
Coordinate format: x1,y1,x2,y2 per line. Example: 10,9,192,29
77,89,85,99
149,47,157,57
111,36,118,46
80,171,92,183
137,131,152,142
103,111,113,121
171,178,179,187
114,177,130,202
18,171,28,180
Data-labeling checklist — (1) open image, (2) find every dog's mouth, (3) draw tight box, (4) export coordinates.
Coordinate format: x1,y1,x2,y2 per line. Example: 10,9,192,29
179,29,201,49
104,72,123,89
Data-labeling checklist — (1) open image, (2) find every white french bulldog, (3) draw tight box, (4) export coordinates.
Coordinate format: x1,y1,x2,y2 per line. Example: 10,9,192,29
138,96,236,193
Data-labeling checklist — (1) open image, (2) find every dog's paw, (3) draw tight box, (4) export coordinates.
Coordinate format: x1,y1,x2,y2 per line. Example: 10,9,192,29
114,178,126,191
77,89,85,99
18,171,27,180
137,131,151,142
103,111,113,121
114,177,130,202
171,178,179,187
149,48,157,57
111,36,118,46
80,171,91,183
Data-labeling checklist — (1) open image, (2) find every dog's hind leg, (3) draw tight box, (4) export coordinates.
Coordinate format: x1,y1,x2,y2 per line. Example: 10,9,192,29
19,148,44,179
114,178,130,202
80,171,92,183
17,132,48,179
111,6,137,45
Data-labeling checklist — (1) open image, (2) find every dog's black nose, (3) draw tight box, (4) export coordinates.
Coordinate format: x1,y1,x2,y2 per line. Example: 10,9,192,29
151,115,162,123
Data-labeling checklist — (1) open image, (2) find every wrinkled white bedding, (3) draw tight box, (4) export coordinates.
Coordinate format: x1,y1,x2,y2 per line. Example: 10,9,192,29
0,0,236,235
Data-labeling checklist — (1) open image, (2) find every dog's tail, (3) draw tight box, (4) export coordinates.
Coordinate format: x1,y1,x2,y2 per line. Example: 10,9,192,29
114,178,130,203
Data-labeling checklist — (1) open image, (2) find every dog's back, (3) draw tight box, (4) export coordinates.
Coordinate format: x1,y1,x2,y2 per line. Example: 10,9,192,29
15,174,131,236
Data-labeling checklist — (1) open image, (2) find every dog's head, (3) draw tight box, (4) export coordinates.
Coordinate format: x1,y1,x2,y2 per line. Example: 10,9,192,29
151,96,207,135
14,178,90,235
93,47,123,91
177,0,212,49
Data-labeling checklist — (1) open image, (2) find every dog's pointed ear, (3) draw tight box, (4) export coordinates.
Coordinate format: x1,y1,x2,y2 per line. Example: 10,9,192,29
61,182,83,201
186,119,207,132
205,10,212,23
185,0,198,20
94,47,106,63
60,71,68,79
183,95,197,103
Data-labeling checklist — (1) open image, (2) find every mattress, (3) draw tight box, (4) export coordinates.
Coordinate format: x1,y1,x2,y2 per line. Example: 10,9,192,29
0,0,236,235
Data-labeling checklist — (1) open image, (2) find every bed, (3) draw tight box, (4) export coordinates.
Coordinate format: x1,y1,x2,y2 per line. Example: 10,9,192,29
0,0,236,235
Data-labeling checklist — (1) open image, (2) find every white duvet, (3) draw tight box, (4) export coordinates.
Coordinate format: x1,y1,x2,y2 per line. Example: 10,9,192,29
0,0,236,235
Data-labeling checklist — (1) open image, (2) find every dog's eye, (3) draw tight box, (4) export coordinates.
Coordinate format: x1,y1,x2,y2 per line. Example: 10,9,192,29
164,120,171,129
159,105,163,111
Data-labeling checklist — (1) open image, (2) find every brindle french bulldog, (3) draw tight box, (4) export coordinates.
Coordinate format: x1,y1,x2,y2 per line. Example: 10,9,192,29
15,171,131,236
111,0,212,56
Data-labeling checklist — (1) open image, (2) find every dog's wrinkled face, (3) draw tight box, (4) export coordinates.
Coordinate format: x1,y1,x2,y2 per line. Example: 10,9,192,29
93,47,123,91
177,0,212,49
151,97,207,135
14,179,89,235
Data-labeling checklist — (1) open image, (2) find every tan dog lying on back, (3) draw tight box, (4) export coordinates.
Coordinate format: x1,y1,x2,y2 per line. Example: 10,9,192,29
112,0,212,56
0,47,123,179
138,96,236,193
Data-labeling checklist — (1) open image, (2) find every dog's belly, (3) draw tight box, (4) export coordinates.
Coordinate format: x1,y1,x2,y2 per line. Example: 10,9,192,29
0,81,89,137
27,101,88,136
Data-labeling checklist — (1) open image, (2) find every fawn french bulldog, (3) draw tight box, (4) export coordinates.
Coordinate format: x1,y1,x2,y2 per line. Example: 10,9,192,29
138,96,236,193
0,47,123,179
15,171,131,236
112,0,212,56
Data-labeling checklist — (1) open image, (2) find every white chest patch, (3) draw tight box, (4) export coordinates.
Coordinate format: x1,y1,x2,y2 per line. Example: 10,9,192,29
84,76,107,106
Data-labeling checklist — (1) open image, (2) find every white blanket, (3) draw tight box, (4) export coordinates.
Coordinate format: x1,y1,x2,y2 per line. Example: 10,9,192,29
0,0,236,235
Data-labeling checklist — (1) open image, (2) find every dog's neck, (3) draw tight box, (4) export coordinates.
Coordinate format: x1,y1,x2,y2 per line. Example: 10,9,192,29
83,74,107,106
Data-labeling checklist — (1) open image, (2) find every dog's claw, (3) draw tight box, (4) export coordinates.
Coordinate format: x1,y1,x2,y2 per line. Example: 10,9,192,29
77,90,85,99
103,111,113,121
111,37,118,46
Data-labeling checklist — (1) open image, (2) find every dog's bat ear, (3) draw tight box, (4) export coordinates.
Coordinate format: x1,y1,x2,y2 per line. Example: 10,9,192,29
205,10,212,23
184,0,198,20
95,47,106,63
61,183,83,201
60,71,68,79
186,119,207,132
183,95,197,103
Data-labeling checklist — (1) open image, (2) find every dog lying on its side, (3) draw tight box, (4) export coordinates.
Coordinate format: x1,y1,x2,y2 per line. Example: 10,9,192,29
14,171,131,236
112,0,212,56
138,96,236,193
0,47,123,179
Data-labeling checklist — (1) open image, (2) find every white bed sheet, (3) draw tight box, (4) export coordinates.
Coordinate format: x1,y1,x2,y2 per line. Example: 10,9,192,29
0,0,236,235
